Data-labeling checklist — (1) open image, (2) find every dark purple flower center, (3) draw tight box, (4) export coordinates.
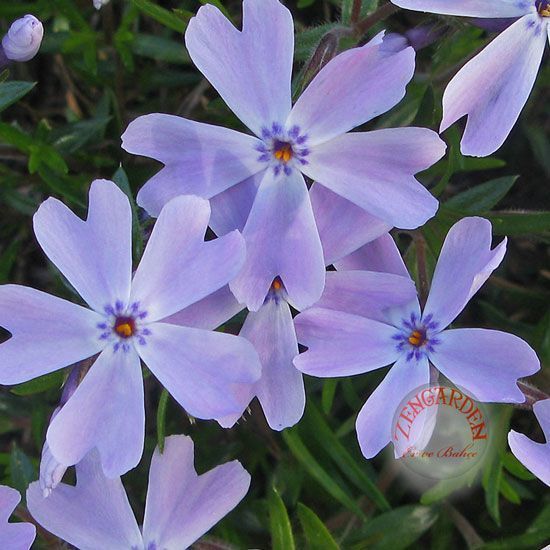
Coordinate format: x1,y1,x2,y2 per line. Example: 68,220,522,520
97,301,151,352
114,316,136,338
536,0,550,16
256,122,310,176
393,312,440,362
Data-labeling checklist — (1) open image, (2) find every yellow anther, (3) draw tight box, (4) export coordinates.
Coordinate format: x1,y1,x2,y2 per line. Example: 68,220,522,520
274,143,293,163
408,330,423,346
116,323,133,338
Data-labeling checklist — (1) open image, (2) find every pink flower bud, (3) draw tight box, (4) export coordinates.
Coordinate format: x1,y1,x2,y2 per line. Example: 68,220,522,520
2,14,43,62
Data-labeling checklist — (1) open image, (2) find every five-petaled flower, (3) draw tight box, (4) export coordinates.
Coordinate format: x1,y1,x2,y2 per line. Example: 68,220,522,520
122,0,446,313
391,0,550,156
293,217,540,458
27,435,250,550
0,180,261,478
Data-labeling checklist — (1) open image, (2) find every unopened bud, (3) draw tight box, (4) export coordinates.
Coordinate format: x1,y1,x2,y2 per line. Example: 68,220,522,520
2,14,43,63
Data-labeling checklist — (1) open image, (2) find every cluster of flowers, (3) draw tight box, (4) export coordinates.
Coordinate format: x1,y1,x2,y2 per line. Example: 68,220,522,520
0,1,549,547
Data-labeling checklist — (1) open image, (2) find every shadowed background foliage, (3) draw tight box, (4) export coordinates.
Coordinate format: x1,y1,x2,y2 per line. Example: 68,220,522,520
0,1,549,548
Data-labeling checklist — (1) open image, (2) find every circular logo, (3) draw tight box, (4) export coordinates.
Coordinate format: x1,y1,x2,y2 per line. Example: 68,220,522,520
391,385,490,479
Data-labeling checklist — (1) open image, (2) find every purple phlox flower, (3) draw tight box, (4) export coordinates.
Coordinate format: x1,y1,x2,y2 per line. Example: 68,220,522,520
39,366,82,497
293,217,540,459
0,180,261,478
391,0,549,156
508,398,550,486
27,435,250,550
0,485,35,550
1,15,43,64
166,189,398,431
122,0,446,312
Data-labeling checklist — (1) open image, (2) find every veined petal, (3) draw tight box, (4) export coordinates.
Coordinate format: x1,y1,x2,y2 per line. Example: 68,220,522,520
301,129,444,229
33,180,133,312
139,323,261,423
423,216,506,330
0,285,103,385
356,356,429,458
508,398,550,486
0,486,35,550
294,308,399,377
335,233,410,277
230,169,325,312
27,451,143,549
431,329,540,403
121,114,264,217
287,36,415,145
143,435,250,549
241,298,305,430
130,195,245,322
391,0,531,17
47,347,145,478
313,271,417,323
185,0,293,137
441,14,546,157
310,184,390,266
163,286,244,331
209,173,262,236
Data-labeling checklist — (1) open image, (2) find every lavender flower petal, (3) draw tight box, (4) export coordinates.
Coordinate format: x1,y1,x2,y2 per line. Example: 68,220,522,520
27,451,142,549
356,356,430,458
121,114,264,217
390,0,531,17
185,0,294,137
0,486,35,550
33,179,133,312
508,399,550,486
0,286,103,385
301,128,444,229
229,169,325,312
423,217,507,330
334,233,409,277
47,347,145,478
287,34,415,146
441,14,547,156
138,323,261,424
241,298,304,430
310,184,390,266
312,271,417,323
430,329,540,403
294,308,399,377
130,195,245,322
143,435,250,548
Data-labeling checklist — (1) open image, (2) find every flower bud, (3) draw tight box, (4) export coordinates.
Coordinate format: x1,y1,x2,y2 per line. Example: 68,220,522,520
93,0,111,9
1,14,43,62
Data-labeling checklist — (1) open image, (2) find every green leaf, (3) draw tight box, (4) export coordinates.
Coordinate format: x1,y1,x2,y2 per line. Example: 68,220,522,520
0,81,36,113
268,487,295,550
297,503,339,550
305,402,391,511
10,445,35,496
478,504,550,549
486,211,550,235
321,379,338,414
156,389,169,453
131,0,191,33
11,371,64,396
131,33,190,64
446,176,518,215
283,429,366,520
348,505,438,549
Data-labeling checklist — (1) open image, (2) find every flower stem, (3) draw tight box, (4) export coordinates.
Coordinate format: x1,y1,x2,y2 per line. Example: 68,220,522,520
353,2,398,38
